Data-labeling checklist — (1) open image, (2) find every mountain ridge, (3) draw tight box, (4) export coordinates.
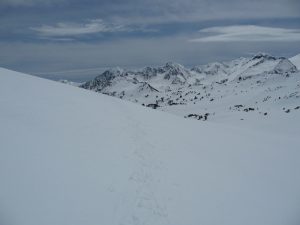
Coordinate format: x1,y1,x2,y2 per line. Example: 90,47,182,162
80,53,300,122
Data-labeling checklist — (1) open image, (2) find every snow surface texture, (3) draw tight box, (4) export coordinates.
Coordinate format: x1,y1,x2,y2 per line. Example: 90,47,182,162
1,67,300,225
81,53,300,131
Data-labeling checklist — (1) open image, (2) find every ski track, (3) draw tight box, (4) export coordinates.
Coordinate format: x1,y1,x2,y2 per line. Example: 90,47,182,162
117,103,170,225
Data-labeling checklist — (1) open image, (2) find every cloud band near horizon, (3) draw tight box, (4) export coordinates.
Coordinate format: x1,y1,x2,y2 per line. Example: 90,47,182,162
190,25,300,42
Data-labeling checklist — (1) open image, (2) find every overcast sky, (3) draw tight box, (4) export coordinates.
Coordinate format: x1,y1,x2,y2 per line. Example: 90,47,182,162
1,0,300,81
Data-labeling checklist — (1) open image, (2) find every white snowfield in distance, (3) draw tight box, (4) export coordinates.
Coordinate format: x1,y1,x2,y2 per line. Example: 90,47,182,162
0,67,300,225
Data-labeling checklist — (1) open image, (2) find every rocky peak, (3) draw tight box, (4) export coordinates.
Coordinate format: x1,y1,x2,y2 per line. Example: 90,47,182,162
80,67,124,91
138,67,158,79
252,53,277,61
273,59,298,74
192,62,228,76
161,62,190,83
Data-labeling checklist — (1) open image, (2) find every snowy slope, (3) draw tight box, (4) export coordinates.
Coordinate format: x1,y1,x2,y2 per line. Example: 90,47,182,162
1,68,300,225
290,54,300,70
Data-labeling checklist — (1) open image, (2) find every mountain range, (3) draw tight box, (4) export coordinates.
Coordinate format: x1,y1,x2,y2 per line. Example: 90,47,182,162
80,53,300,123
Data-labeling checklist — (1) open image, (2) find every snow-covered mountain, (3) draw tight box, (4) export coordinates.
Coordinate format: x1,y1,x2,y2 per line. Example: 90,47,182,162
58,79,83,87
81,53,300,123
1,67,300,225
290,54,300,70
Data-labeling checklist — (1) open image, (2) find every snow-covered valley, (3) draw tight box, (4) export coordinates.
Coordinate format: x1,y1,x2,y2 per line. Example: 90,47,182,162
0,55,300,225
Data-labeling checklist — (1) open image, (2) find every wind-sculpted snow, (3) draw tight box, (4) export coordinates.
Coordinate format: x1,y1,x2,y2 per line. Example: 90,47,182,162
81,53,300,125
1,67,300,225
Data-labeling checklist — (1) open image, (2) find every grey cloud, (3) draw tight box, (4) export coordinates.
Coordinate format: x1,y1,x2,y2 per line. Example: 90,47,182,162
0,0,65,7
1,0,300,80
31,19,135,37
2,0,299,23
105,0,300,25
190,25,300,42
1,35,299,82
